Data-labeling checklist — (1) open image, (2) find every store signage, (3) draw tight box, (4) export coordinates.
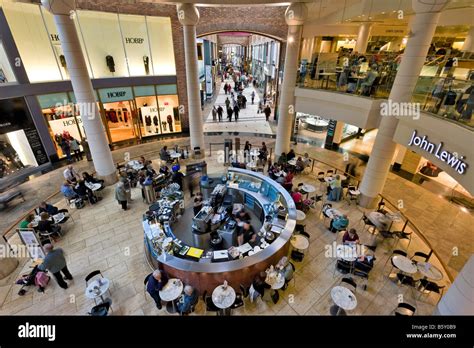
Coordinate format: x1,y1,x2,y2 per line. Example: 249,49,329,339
125,37,144,44
107,91,126,98
324,120,338,150
48,116,84,152
408,130,468,175
99,88,133,103
50,34,60,42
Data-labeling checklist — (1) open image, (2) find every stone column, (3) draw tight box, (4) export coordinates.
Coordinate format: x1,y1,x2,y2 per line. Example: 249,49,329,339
275,3,308,158
461,26,474,53
354,22,372,54
332,121,345,150
435,255,474,315
359,0,449,208
41,0,116,184
177,3,205,155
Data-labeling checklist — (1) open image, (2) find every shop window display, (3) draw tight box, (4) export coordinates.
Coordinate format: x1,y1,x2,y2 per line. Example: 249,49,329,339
136,95,161,137
103,101,138,143
157,95,181,134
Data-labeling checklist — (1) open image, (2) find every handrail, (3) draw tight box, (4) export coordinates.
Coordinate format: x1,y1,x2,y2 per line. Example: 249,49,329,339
377,193,454,283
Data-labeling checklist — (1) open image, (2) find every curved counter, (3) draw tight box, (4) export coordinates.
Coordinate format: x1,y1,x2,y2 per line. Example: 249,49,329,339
302,117,329,132
144,168,297,293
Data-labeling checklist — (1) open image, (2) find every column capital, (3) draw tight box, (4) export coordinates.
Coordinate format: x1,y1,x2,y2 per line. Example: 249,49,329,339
285,2,308,26
41,0,76,15
412,0,449,14
177,3,200,26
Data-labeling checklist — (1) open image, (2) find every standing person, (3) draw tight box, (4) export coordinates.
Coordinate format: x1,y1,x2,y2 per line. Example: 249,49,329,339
233,104,240,122
80,138,92,161
225,97,230,110
146,269,168,310
212,106,217,122
38,244,73,290
115,181,128,210
70,137,82,162
63,165,80,184
217,105,223,121
119,171,132,203
251,91,255,104
242,95,247,109
193,192,203,216
264,105,272,122
223,83,228,94
227,106,233,122
171,167,185,190
60,138,72,163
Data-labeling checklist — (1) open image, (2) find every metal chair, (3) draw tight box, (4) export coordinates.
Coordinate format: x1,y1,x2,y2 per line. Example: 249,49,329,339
392,230,413,250
320,203,332,224
393,302,416,316
340,276,357,293
416,279,445,300
295,224,310,239
411,251,431,264
359,213,376,233
384,249,408,274
326,170,334,177
202,290,219,314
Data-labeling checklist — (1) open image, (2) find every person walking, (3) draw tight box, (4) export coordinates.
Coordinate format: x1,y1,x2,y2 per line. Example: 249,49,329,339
60,139,72,163
264,105,272,122
217,105,223,121
212,106,217,122
223,83,228,94
227,106,233,122
233,104,240,122
38,244,73,289
225,97,230,110
251,91,255,104
70,137,82,162
115,181,128,210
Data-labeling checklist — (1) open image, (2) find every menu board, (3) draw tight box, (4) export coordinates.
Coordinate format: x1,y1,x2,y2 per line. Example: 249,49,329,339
24,127,48,165
17,229,45,260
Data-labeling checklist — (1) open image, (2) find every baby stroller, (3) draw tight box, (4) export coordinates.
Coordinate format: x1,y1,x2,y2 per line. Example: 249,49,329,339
16,265,50,295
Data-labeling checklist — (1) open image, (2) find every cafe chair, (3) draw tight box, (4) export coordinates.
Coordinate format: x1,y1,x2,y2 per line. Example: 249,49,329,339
290,249,304,262
340,277,357,293
392,230,413,250
393,302,416,316
359,213,376,233
376,201,389,215
320,203,332,224
411,251,431,264
396,272,416,288
239,284,249,298
88,299,112,316
416,279,445,300
345,186,360,206
295,224,310,239
202,291,219,314
335,259,353,276
230,292,245,310
326,170,334,177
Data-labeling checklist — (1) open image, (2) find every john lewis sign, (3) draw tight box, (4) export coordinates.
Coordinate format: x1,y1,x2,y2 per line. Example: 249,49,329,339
408,130,468,175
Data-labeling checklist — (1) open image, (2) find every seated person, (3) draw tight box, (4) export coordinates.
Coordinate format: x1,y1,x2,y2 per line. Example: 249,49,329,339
295,157,306,172
19,214,35,229
37,212,61,235
139,156,146,165
287,149,296,161
276,256,294,284
171,168,185,190
330,214,349,233
276,175,286,185
39,201,68,216
277,152,287,166
283,170,294,191
237,223,257,246
82,172,105,188
74,180,96,204
360,64,379,95
249,272,266,302
235,209,251,224
177,285,198,314
160,146,172,163
61,182,79,200
291,187,303,204
159,165,170,175
63,165,80,184
268,163,279,180
342,228,360,244
302,153,311,167
145,161,156,177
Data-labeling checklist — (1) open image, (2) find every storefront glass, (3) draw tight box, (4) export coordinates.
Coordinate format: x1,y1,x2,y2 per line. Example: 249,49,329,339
157,85,181,133
38,92,84,159
0,40,16,84
146,16,176,76
0,97,48,177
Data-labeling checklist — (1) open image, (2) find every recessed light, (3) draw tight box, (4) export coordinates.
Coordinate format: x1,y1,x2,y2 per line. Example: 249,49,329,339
381,11,385,14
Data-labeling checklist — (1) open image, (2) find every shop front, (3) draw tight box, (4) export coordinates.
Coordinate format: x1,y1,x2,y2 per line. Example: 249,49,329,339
0,97,49,179
38,84,182,158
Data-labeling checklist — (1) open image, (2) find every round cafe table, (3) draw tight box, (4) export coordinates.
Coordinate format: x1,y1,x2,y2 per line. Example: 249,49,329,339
392,255,418,274
159,278,184,313
417,262,443,281
330,285,357,315
85,277,110,304
169,152,181,163
296,210,306,222
212,284,236,315
290,234,309,250
324,208,342,220
249,149,260,158
300,184,316,198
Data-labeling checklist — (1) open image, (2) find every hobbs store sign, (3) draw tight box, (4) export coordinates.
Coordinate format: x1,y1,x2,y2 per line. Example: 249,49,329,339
408,130,468,175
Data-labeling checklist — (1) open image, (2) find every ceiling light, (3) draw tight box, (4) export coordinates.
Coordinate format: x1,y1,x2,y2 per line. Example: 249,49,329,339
381,11,385,14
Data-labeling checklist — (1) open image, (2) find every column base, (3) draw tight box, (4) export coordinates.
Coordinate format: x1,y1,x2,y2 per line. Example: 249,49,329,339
100,172,118,186
0,257,19,282
358,193,379,209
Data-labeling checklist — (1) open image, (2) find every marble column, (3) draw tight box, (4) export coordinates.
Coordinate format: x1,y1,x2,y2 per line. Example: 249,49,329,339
359,0,449,208
332,121,345,149
177,3,205,156
41,0,116,184
354,22,372,54
275,3,308,158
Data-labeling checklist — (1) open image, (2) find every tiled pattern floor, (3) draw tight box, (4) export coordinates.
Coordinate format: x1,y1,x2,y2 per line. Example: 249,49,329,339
0,153,447,316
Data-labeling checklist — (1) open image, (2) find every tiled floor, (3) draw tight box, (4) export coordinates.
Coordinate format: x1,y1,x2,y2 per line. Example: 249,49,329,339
0,152,449,316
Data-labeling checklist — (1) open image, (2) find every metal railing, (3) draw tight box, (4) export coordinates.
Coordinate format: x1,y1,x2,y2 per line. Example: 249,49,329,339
377,194,454,283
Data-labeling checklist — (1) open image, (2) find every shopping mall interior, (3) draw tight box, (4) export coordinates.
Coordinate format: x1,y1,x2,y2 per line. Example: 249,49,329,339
0,0,473,335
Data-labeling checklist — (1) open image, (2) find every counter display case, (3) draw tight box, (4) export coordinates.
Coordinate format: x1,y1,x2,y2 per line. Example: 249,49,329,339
143,168,297,293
